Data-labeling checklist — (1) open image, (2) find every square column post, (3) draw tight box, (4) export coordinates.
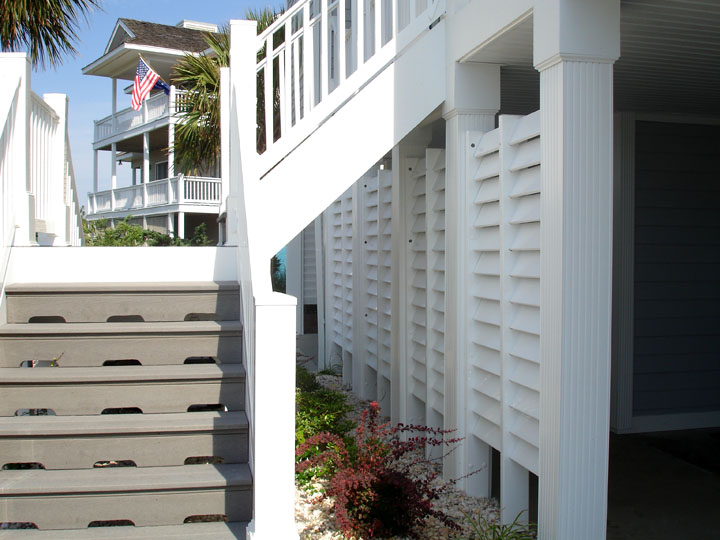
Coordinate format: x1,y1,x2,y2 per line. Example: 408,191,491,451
111,78,117,132
93,150,99,193
442,62,499,494
142,132,150,207
534,2,619,539
110,142,117,211
168,85,176,178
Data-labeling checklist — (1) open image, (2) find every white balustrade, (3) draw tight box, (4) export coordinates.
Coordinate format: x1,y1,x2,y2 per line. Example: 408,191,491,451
184,176,222,203
255,0,444,172
29,92,59,226
94,90,186,143
146,179,171,206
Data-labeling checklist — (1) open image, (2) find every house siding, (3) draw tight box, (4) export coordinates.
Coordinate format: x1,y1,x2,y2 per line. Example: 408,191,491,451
633,120,720,415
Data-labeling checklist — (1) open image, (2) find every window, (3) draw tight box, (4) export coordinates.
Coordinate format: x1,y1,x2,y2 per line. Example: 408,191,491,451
155,161,168,180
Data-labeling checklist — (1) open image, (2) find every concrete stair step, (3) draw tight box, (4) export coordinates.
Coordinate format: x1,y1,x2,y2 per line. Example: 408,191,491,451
0,411,248,469
0,321,242,367
0,464,252,529
5,281,240,323
0,364,246,415
0,522,247,539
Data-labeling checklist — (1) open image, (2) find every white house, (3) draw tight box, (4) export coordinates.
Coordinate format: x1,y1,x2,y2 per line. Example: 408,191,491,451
82,18,225,241
1,0,718,539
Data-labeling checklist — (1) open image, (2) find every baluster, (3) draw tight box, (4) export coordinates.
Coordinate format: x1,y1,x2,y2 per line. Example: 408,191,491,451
338,0,346,83
293,35,301,124
375,0,382,51
280,19,291,138
356,0,364,67
392,0,398,40
303,5,315,112
320,0,329,100
264,35,274,152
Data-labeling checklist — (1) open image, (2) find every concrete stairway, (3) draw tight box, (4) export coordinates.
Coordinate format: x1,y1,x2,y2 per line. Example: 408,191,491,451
0,282,249,539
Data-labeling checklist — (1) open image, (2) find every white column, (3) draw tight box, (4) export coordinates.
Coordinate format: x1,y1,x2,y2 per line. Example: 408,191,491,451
43,93,69,245
534,2,619,539
111,78,117,132
93,150,99,193
442,62,499,493
611,112,636,432
111,142,117,189
314,215,327,369
177,211,185,239
142,132,150,207
132,168,137,186
168,85,176,177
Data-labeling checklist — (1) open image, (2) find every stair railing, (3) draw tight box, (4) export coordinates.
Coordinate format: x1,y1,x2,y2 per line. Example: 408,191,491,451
255,0,445,177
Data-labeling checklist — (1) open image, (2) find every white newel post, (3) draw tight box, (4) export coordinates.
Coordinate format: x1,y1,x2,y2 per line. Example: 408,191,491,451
534,2,619,539
442,62,499,493
228,20,299,540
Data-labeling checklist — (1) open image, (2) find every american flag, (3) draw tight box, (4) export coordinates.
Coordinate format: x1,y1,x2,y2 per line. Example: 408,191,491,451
131,57,160,111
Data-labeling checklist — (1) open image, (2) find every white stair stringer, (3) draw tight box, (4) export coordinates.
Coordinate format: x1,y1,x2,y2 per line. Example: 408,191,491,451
253,19,446,260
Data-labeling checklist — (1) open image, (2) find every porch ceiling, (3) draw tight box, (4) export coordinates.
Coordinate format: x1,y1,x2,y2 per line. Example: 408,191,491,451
97,126,170,153
464,0,720,116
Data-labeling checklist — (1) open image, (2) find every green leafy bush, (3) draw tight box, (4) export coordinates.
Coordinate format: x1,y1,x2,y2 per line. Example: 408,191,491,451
83,217,211,246
463,511,536,540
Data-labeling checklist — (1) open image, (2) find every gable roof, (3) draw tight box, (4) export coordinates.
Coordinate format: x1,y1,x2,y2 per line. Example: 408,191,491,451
105,18,214,55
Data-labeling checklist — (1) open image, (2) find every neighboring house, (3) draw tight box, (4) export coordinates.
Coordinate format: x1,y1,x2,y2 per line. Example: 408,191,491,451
82,18,224,241
2,1,719,539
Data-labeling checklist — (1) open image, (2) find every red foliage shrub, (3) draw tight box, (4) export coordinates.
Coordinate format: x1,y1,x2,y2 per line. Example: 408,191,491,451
296,401,463,539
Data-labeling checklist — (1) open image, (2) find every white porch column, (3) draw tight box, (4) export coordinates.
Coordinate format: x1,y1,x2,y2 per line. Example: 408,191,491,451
111,78,117,132
168,85,176,177
534,2,619,539
110,142,117,211
142,132,150,207
93,150,99,193
177,211,185,239
442,62,499,495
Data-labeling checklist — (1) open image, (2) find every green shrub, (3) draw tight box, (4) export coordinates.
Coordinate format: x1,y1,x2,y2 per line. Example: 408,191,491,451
463,511,536,540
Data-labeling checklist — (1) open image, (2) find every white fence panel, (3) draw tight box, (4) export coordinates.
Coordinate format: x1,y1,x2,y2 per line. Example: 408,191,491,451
462,110,541,507
376,169,393,413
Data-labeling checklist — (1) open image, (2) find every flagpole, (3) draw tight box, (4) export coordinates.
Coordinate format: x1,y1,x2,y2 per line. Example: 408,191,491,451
138,53,168,85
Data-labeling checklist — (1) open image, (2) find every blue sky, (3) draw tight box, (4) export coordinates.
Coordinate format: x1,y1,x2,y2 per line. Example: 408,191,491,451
30,0,278,208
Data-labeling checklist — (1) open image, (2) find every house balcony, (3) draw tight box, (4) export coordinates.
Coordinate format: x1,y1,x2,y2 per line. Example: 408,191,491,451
86,175,221,219
93,89,189,149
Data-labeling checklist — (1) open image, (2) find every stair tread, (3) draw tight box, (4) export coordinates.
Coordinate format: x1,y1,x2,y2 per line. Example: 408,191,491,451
0,363,246,384
5,282,240,294
0,411,248,436
0,464,252,495
0,321,242,336
0,522,247,540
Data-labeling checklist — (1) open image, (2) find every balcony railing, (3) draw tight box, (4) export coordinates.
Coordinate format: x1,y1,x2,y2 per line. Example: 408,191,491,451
88,175,221,216
93,89,187,144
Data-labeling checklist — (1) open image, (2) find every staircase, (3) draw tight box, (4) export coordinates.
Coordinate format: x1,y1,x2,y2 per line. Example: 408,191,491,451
0,282,250,539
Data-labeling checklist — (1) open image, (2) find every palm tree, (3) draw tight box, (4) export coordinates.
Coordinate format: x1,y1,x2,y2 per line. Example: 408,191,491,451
171,7,281,174
0,0,101,68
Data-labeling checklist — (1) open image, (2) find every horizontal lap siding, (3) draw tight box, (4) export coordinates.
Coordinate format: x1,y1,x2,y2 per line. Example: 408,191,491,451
633,121,720,416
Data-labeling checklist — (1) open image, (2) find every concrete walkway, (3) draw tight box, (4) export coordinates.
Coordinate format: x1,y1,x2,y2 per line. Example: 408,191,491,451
607,430,720,540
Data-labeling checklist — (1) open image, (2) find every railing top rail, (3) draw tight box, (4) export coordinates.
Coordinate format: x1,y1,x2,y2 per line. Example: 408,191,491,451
185,176,222,182
29,91,59,122
256,2,305,45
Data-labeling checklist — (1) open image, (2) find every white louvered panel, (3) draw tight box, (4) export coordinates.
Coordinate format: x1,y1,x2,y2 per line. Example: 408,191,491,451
501,114,541,475
362,171,381,401
406,157,428,425
425,149,446,436
377,169,393,410
341,189,354,354
467,127,503,446
326,198,345,350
